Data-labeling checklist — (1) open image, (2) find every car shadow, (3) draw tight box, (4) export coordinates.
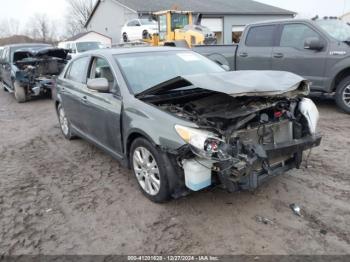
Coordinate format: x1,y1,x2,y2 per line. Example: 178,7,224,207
309,94,348,115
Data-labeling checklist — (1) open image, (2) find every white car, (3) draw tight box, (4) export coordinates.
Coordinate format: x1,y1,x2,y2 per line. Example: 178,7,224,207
121,19,158,42
58,41,104,58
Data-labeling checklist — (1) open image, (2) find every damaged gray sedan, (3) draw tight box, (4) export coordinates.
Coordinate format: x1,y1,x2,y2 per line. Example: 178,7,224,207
55,47,321,202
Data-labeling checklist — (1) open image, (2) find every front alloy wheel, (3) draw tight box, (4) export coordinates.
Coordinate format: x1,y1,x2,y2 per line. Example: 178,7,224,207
133,147,161,196
335,76,350,114
14,81,27,103
130,138,171,202
342,85,350,107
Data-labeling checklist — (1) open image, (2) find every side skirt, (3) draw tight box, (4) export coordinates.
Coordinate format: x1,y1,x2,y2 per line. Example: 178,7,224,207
71,125,129,168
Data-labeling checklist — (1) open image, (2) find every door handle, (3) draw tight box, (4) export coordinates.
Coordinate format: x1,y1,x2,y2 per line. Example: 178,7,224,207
273,53,284,58
239,52,248,58
81,95,88,103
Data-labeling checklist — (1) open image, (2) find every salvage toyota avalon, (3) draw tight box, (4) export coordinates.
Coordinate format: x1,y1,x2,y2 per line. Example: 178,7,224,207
55,47,321,202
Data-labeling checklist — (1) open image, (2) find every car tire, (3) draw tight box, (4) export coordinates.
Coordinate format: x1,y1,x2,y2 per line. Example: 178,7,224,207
14,81,27,103
123,33,128,42
1,81,8,92
57,103,75,140
130,137,171,203
335,76,350,114
142,30,150,39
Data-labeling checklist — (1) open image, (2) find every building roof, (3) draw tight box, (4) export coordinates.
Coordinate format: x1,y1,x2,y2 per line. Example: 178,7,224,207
65,31,112,42
118,0,295,14
86,0,296,27
0,35,39,46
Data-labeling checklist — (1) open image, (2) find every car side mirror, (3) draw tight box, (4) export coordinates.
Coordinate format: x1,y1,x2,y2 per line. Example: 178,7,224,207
87,78,109,92
221,64,230,71
304,37,324,51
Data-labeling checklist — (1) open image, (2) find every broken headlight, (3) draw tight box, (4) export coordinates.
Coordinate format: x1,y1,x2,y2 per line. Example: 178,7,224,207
298,98,319,135
175,125,226,159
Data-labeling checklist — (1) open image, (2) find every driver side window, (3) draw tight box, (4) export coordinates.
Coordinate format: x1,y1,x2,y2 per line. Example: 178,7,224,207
280,24,321,50
89,57,119,94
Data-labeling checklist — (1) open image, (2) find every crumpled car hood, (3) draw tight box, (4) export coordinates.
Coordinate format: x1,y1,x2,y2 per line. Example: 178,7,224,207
136,71,310,99
13,47,69,62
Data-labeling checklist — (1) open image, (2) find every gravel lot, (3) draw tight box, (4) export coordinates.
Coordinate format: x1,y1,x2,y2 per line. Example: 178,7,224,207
0,89,349,255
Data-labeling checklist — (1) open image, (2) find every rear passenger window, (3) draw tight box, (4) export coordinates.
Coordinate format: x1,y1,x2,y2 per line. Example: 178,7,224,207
280,24,321,50
245,25,275,47
66,56,90,83
128,20,139,26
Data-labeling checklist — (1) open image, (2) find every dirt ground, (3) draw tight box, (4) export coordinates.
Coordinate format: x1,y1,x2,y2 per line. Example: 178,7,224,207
0,89,349,256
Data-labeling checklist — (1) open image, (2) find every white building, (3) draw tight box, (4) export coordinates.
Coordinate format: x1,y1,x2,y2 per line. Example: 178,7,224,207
85,0,295,45
62,31,112,47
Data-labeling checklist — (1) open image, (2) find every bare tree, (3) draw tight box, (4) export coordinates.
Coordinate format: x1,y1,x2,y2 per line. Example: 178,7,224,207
0,18,21,37
26,14,57,43
65,0,96,37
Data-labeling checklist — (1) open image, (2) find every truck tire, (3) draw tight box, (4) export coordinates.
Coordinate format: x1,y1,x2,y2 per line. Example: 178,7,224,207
130,137,172,203
14,81,27,103
335,76,350,114
142,30,150,39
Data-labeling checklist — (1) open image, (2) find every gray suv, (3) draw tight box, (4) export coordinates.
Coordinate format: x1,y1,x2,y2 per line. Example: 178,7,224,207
55,47,321,202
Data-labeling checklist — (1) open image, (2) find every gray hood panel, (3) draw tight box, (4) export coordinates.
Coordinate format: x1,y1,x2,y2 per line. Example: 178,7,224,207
136,71,309,98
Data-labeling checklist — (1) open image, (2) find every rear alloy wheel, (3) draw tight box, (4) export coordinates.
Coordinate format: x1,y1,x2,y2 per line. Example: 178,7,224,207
14,81,27,103
335,76,350,114
123,33,128,42
130,138,171,202
57,104,74,140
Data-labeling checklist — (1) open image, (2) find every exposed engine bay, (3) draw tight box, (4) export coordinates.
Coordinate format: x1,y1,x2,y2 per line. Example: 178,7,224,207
13,47,69,96
152,90,321,192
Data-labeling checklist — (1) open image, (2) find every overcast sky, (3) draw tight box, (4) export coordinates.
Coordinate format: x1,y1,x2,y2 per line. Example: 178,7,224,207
0,0,349,35
257,0,350,18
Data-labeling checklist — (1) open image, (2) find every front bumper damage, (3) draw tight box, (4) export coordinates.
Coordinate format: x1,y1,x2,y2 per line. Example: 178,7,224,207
16,70,56,96
178,134,321,193
215,134,322,192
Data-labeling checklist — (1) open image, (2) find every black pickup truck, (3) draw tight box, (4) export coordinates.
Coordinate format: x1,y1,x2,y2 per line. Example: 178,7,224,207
194,18,350,113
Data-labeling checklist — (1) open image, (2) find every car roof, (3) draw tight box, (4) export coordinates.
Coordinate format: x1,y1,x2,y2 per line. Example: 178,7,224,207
247,18,313,26
81,46,189,56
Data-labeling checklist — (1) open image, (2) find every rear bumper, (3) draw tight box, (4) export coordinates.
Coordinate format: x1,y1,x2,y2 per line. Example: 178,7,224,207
217,134,322,192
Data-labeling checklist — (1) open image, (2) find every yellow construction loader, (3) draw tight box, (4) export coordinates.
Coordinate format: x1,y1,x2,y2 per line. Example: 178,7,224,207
146,10,217,48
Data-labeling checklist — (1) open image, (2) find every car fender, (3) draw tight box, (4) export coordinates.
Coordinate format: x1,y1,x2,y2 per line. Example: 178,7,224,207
122,98,196,155
10,64,19,82
326,56,350,92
